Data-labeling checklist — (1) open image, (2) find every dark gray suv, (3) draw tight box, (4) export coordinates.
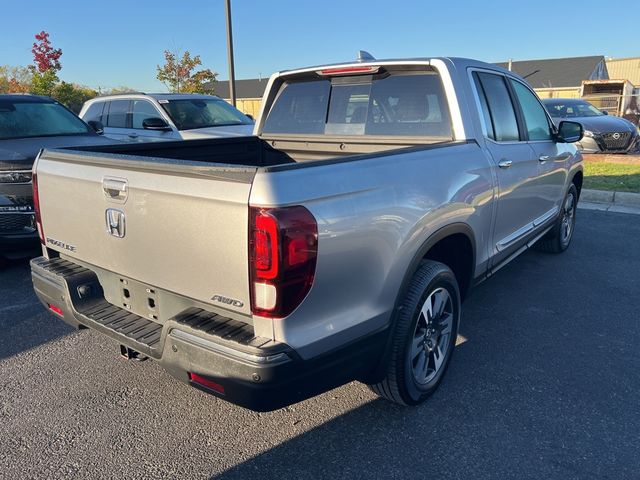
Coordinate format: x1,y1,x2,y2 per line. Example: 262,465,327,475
0,94,116,260
542,98,639,153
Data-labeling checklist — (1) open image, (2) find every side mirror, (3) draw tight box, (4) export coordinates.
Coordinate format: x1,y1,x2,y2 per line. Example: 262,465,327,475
87,120,104,134
142,117,172,131
556,121,583,143
601,110,609,115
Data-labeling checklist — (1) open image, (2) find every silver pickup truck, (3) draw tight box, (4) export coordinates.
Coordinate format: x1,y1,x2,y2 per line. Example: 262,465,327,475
31,56,584,411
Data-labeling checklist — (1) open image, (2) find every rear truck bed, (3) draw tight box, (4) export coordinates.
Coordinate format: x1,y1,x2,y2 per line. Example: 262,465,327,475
30,137,478,410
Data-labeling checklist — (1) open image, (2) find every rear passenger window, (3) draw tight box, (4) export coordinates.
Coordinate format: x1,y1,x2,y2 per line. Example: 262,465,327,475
132,100,161,129
106,100,129,128
473,72,520,142
83,102,105,123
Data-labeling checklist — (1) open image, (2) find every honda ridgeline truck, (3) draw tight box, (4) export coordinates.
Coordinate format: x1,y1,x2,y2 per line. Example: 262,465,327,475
30,55,584,411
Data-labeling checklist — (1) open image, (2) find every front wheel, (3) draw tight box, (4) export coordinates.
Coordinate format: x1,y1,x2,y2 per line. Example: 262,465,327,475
368,260,460,406
535,184,578,254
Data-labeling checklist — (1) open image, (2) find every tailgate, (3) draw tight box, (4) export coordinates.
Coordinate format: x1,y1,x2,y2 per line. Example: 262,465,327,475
35,149,256,316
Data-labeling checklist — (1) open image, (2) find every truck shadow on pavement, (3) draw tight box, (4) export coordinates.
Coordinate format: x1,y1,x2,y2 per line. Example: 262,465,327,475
0,259,73,361
215,213,640,479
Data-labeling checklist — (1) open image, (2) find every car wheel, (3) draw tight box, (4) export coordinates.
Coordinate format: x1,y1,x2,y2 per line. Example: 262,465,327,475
535,184,578,254
368,260,460,406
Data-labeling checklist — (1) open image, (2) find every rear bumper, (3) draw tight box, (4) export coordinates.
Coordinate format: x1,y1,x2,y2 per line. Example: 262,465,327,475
30,256,386,411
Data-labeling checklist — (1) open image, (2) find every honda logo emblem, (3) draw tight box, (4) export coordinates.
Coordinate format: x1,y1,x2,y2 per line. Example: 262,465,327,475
106,209,126,238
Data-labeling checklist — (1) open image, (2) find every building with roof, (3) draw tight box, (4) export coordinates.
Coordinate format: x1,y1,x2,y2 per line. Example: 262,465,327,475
606,57,640,88
495,55,609,98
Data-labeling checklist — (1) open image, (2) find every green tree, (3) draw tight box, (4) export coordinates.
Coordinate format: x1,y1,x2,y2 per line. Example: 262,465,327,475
103,86,138,95
30,69,58,96
156,49,217,93
53,82,98,113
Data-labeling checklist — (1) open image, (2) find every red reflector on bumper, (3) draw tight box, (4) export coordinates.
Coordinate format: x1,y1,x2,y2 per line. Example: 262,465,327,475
48,304,64,316
188,372,225,395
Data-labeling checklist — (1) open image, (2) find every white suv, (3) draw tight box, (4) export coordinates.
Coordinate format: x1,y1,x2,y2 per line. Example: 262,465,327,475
79,93,254,142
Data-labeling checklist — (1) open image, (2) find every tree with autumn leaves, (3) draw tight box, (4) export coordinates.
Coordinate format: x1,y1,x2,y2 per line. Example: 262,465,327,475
30,30,63,97
156,50,217,94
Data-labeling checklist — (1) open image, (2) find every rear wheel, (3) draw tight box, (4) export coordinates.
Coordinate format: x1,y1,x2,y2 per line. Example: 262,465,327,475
368,260,460,406
535,184,578,254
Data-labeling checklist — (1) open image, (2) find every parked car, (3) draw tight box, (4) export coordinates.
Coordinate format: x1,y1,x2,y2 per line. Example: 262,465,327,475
80,93,254,143
542,98,639,154
0,94,118,261
31,56,583,411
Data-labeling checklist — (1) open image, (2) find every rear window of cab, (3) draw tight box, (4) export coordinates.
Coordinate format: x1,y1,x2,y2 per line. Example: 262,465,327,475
262,71,452,139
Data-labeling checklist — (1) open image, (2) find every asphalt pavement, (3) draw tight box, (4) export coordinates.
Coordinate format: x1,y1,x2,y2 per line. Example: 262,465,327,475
1,208,639,480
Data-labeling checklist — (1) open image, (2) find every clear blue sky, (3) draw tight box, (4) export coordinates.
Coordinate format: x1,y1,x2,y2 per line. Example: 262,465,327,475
1,0,636,92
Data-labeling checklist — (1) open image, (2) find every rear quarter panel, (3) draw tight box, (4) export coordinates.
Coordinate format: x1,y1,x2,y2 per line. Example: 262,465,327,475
250,142,495,359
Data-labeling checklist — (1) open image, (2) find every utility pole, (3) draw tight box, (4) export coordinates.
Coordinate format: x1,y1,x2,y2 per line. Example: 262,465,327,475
225,0,236,106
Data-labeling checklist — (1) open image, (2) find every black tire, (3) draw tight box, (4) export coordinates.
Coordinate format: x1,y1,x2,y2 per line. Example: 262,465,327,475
535,184,578,254
368,260,460,406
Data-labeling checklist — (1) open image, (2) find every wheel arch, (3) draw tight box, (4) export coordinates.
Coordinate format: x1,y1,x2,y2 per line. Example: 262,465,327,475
364,223,476,384
407,223,476,302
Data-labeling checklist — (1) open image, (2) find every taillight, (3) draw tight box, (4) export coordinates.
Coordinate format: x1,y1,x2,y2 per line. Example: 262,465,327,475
249,206,318,318
32,170,45,245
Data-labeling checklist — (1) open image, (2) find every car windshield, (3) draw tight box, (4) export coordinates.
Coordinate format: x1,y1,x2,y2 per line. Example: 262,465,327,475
160,98,253,131
544,100,604,118
0,100,91,140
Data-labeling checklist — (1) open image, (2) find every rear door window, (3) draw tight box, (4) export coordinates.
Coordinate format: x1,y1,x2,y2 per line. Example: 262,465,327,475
473,72,520,142
106,100,130,128
263,71,452,139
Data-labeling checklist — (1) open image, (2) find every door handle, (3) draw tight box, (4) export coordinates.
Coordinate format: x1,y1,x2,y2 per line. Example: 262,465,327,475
128,133,139,139
539,153,571,162
498,160,513,169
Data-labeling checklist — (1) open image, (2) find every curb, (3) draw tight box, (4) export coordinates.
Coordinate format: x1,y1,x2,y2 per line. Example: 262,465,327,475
579,189,640,215
581,188,640,207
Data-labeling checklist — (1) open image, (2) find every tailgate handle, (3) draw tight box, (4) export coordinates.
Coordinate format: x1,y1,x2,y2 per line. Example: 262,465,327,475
103,178,128,201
